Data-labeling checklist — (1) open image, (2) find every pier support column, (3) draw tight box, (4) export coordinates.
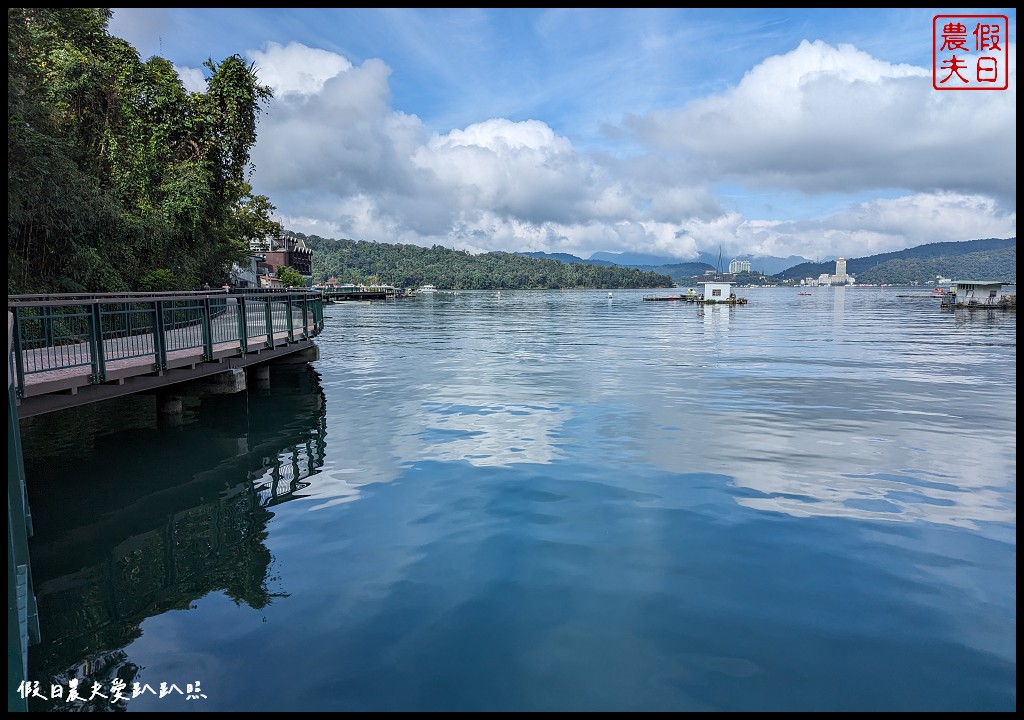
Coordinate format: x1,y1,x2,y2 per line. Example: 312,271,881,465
275,344,320,363
196,368,247,395
157,394,183,427
251,365,271,392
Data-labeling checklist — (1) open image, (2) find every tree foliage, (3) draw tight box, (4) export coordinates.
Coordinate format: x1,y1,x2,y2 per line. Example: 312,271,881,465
7,8,276,293
276,265,306,288
849,247,1016,286
288,232,676,290
775,238,1016,285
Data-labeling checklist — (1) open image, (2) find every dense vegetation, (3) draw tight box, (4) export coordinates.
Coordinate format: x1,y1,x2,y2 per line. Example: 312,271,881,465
8,8,280,294
292,232,676,290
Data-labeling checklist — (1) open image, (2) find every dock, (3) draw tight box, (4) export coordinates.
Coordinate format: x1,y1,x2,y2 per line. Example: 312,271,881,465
939,280,1016,310
643,292,747,305
320,285,404,302
644,278,747,305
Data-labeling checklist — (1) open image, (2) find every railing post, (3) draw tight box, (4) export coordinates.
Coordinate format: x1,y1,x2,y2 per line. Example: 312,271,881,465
201,296,214,361
236,295,248,356
301,296,310,339
153,299,167,370
43,306,54,349
10,307,26,399
264,296,274,348
88,301,107,383
286,294,295,342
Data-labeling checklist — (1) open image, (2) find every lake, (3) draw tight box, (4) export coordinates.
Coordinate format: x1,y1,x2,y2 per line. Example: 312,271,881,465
19,286,1017,711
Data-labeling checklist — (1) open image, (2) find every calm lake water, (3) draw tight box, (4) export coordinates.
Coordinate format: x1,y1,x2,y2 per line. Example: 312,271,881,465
20,286,1016,712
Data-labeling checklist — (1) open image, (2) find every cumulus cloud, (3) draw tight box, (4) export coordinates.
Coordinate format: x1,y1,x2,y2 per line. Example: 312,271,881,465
730,193,1017,260
235,39,1014,262
250,41,353,96
629,40,1017,209
175,65,207,94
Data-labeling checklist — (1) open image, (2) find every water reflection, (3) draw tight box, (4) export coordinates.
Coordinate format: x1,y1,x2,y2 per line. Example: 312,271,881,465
20,364,326,711
13,289,1015,711
700,304,732,332
832,284,845,337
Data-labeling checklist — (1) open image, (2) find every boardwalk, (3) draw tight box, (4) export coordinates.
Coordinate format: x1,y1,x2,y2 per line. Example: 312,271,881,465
9,290,325,418
7,289,325,707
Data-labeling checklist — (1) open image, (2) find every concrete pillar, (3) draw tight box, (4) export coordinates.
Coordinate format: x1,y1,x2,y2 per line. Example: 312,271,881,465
252,364,271,392
276,344,320,363
200,368,247,394
157,394,183,427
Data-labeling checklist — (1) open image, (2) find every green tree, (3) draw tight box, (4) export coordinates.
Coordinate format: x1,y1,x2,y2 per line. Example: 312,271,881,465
139,268,178,291
297,233,676,290
7,9,276,293
276,266,306,288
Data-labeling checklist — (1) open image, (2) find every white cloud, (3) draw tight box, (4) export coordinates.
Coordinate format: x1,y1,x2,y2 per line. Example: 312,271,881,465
194,37,1016,263
175,65,207,94
249,41,353,96
730,192,1017,260
629,40,1017,209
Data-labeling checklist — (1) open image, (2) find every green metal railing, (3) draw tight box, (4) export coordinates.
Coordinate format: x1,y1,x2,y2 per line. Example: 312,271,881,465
9,312,39,713
8,289,324,398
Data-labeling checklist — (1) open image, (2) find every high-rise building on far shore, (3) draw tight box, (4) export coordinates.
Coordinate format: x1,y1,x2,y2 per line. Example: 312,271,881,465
833,257,849,285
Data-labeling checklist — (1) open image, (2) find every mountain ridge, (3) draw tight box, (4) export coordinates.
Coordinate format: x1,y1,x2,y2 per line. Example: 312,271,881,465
292,230,1015,288
518,237,1016,284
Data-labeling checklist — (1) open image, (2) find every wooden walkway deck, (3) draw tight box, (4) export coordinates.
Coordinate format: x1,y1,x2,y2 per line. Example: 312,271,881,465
9,291,324,418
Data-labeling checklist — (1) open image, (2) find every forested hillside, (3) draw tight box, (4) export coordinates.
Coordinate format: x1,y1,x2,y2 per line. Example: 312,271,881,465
292,233,675,290
775,238,1016,284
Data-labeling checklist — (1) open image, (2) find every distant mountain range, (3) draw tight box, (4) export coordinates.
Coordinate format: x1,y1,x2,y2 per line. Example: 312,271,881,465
518,250,815,276
295,230,1014,289
589,250,814,276
518,237,1016,286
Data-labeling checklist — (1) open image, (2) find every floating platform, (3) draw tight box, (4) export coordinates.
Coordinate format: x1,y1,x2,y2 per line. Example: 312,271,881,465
940,298,1015,310
643,294,747,305
643,294,689,302
321,285,402,302
938,280,1015,311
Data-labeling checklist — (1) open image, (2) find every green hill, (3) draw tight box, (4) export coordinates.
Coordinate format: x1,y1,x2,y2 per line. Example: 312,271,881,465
775,237,1016,285
293,233,675,290
291,231,1014,290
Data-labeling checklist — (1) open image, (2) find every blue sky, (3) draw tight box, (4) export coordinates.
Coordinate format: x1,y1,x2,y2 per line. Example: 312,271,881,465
108,8,1016,263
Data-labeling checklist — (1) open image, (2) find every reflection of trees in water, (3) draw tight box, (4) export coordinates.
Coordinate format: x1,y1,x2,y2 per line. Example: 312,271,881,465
28,484,274,712
38,649,140,712
23,364,326,712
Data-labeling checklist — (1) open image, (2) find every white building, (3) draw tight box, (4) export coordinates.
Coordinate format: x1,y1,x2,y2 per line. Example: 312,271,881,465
728,259,751,274
833,257,849,285
945,280,1007,306
698,279,737,303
